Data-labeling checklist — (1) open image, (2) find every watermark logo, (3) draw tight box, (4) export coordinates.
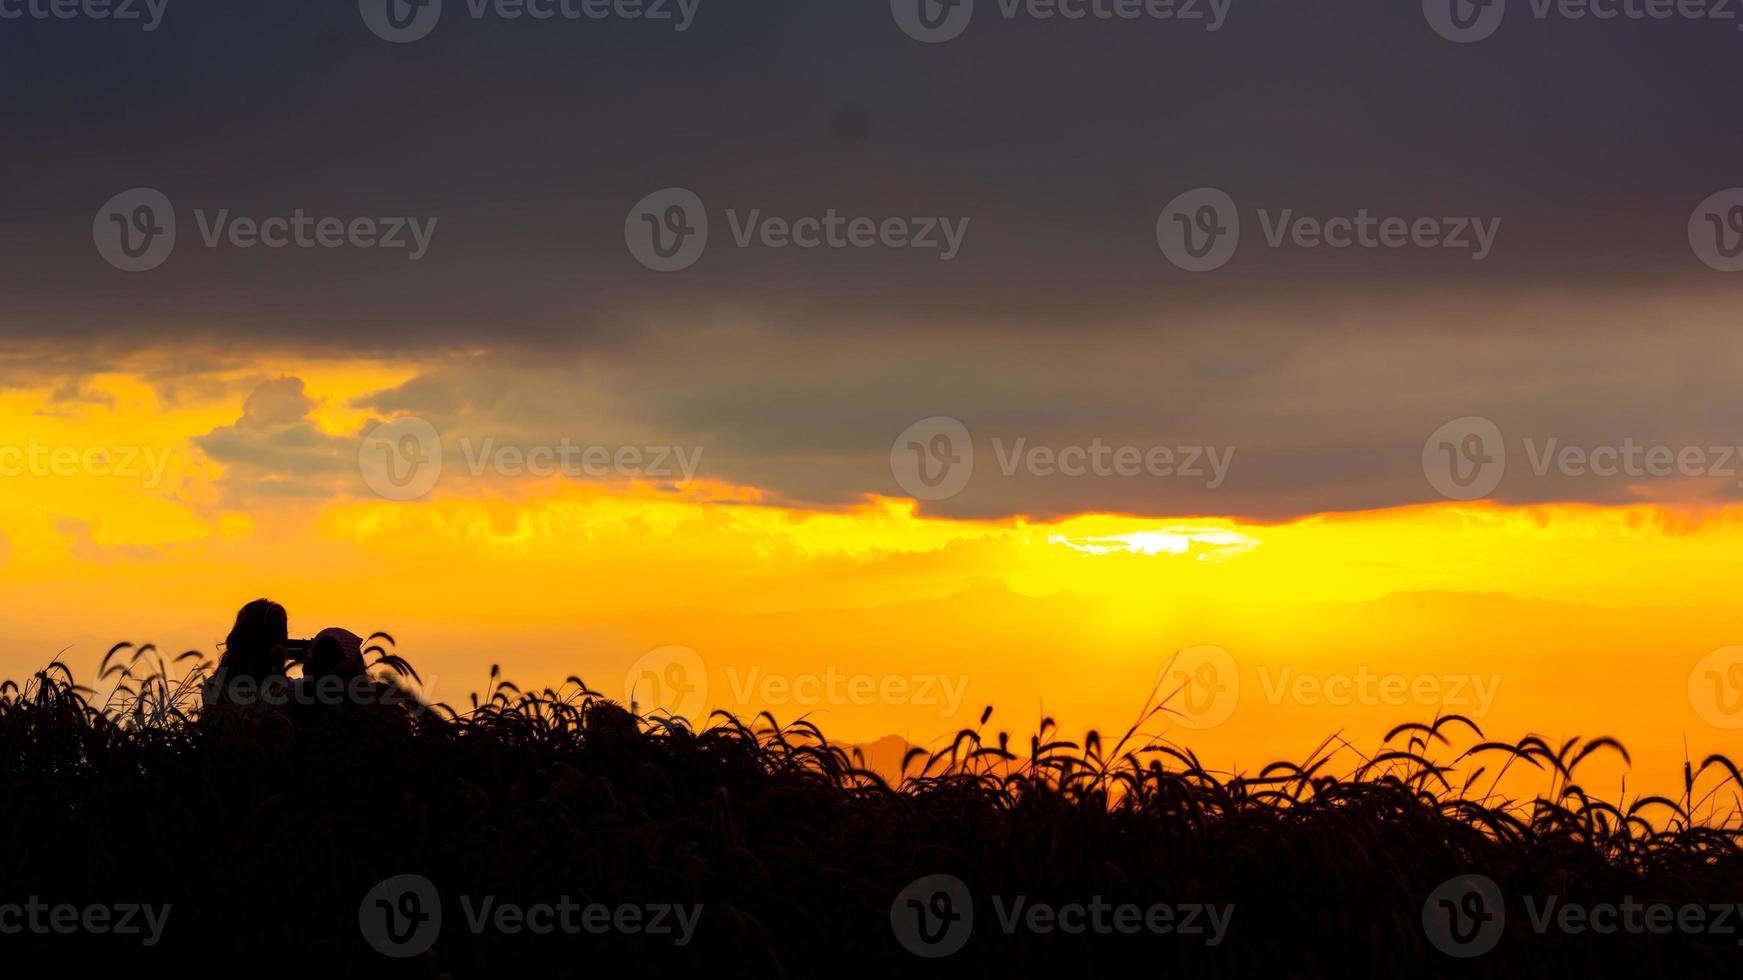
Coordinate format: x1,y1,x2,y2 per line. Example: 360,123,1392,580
359,874,697,956
1690,646,1743,729
1159,189,1499,271
1160,649,1501,727
358,422,703,501
626,187,709,272
0,0,169,30
459,438,702,483
359,416,443,501
1423,0,1505,42
892,0,1228,42
0,899,171,946
891,874,974,957
94,188,176,272
191,210,437,259
1423,874,1505,957
1690,189,1743,272
891,416,975,501
627,188,969,271
989,896,1233,943
624,646,970,719
1521,894,1743,941
96,190,437,268
361,0,442,42
1159,644,1239,729
359,873,443,958
890,417,1233,502
0,441,174,487
1157,187,1239,272
891,0,974,42
891,875,1233,956
203,667,434,714
1260,666,1501,716
364,0,698,40
625,644,708,720
457,896,701,943
724,666,971,718
1422,416,1506,500
1431,0,1743,43
1424,417,1743,500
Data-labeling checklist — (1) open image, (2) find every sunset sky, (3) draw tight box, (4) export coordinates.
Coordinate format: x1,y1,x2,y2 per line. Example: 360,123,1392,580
4,1,1743,799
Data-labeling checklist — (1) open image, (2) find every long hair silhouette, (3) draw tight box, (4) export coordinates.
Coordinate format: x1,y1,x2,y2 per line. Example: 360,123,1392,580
218,598,290,684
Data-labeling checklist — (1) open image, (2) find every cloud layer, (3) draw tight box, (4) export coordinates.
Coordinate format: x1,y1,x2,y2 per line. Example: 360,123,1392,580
4,0,1743,519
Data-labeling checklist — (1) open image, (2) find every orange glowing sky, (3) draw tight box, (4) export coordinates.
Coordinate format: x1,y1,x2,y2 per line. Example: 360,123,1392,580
3,357,1741,803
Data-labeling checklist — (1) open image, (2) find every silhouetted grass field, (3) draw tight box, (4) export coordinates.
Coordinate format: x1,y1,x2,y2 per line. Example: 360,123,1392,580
4,642,1743,977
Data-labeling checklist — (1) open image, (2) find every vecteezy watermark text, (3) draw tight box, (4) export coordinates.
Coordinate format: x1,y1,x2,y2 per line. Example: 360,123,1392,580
192,210,437,260
891,0,1231,44
361,0,701,43
202,668,432,713
458,438,703,483
0,440,174,487
1157,645,1502,730
625,187,969,271
1424,0,1743,44
724,666,970,718
889,874,1233,958
1157,187,1500,272
358,416,704,502
890,417,1233,502
0,899,171,946
1424,873,1743,958
455,896,701,945
1422,416,1743,500
622,645,973,722
94,188,437,272
0,0,168,30
358,874,700,958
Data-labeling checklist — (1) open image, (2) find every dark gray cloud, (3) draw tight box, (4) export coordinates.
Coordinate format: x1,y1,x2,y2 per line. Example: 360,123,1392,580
0,0,1740,348
326,302,1743,520
193,376,357,503
7,0,1743,519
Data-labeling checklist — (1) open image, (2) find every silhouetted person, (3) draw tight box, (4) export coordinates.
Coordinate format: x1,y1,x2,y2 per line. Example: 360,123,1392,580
305,627,367,683
205,598,291,707
295,626,420,727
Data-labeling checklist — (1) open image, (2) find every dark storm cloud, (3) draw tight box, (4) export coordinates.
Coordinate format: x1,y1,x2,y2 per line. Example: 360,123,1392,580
331,305,1743,521
1,0,1742,349
8,0,1743,520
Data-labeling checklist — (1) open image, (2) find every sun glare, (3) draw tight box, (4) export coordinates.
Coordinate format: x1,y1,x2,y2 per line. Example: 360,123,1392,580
1047,527,1261,561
